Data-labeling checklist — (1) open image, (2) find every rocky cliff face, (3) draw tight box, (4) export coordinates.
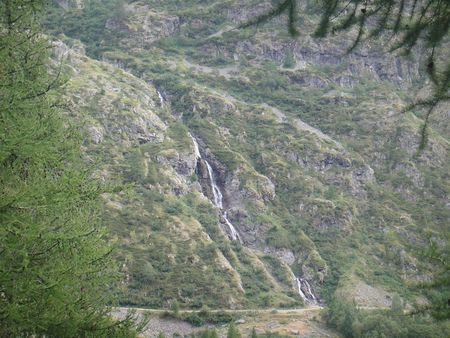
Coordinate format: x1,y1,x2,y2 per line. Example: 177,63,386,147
47,0,449,309
106,2,181,51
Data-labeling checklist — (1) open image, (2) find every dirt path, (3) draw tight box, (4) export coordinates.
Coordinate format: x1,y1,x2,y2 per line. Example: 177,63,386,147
112,305,389,337
113,305,323,315
112,306,326,337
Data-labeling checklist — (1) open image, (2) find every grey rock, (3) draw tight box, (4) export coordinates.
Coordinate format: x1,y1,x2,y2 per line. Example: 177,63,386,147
87,126,104,144
264,247,296,266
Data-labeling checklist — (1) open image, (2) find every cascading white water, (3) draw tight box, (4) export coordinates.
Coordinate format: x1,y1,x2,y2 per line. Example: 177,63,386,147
189,133,242,244
290,271,317,304
204,157,243,244
295,277,308,303
191,134,201,159
157,89,164,107
205,161,223,209
223,212,242,242
301,278,317,302
191,132,318,299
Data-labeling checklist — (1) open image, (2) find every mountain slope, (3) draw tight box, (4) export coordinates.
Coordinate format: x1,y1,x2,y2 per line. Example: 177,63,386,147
47,0,449,311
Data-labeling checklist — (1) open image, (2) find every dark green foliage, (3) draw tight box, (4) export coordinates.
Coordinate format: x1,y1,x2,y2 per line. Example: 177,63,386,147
254,334,289,338
325,299,360,338
45,0,127,57
124,147,147,183
416,235,450,320
171,300,181,317
325,298,450,338
191,328,218,338
160,308,235,328
390,294,404,315
183,310,236,327
282,51,296,69
227,322,241,338
0,0,138,336
185,313,205,327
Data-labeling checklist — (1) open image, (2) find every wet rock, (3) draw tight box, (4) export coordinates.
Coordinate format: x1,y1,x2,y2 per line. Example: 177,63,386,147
197,159,214,200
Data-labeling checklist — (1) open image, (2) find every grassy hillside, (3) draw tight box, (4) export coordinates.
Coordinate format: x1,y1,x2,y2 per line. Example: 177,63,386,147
46,0,449,322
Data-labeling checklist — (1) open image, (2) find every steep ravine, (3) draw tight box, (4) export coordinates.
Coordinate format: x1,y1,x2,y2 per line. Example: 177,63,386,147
190,133,243,243
190,128,324,302
189,130,321,305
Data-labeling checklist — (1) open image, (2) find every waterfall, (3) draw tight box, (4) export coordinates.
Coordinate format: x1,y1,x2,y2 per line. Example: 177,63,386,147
205,161,223,209
290,271,317,304
295,277,308,303
301,278,317,302
189,133,242,244
157,89,164,107
223,212,242,242
191,134,201,159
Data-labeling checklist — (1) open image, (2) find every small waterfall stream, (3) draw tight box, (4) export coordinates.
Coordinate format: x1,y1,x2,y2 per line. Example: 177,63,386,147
190,133,242,243
205,161,223,209
190,133,319,302
295,277,308,303
301,278,317,302
223,212,241,242
156,89,164,107
191,134,201,159
291,271,317,304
